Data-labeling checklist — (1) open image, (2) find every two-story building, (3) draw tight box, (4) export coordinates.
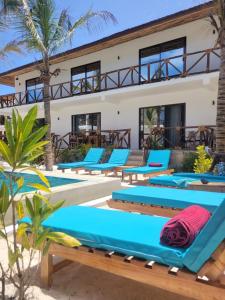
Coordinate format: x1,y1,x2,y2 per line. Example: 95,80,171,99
0,1,220,150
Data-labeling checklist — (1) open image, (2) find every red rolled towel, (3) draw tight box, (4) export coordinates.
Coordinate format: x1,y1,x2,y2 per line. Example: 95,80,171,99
160,205,210,248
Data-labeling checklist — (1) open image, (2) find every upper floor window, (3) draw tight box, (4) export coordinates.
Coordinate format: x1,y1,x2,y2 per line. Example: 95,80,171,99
139,37,186,82
26,77,43,103
71,61,101,94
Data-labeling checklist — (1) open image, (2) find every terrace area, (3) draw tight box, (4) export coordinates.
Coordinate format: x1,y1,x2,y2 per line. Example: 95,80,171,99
0,47,220,108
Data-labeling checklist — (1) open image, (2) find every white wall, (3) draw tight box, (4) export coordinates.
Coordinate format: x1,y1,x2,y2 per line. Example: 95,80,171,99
14,18,217,93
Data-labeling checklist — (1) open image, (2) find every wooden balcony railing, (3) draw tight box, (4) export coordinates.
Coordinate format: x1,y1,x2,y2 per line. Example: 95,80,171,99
53,129,131,159
141,125,216,150
0,47,221,108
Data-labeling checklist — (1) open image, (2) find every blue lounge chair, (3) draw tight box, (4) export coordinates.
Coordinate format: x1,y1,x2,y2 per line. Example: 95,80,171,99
175,172,225,182
24,204,225,298
85,149,130,175
123,149,173,184
108,186,224,217
150,174,199,188
57,148,105,172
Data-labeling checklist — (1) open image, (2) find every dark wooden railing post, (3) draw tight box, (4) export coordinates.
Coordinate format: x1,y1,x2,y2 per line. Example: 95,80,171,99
206,49,211,73
118,70,121,87
147,64,151,82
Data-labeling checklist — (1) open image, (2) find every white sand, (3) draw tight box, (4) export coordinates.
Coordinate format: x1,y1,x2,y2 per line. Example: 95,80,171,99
0,237,191,300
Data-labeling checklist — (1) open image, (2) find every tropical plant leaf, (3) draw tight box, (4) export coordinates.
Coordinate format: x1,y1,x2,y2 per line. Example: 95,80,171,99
47,231,81,248
0,230,6,240
0,182,10,215
23,167,49,187
22,105,38,139
16,176,24,190
0,140,12,165
16,200,25,219
27,183,50,193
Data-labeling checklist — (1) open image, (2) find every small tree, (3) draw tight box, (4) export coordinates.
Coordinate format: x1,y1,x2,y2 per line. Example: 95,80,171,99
0,105,80,300
194,145,213,174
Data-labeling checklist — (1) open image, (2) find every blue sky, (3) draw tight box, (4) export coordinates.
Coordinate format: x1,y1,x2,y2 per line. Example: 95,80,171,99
0,0,208,94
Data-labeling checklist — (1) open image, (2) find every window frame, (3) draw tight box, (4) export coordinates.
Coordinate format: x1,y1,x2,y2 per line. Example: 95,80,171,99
71,61,101,94
71,112,101,134
139,37,187,82
138,103,186,149
25,77,44,103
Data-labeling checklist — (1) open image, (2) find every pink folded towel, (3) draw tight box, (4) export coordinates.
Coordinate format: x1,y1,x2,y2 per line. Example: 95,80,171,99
160,205,210,248
149,162,162,167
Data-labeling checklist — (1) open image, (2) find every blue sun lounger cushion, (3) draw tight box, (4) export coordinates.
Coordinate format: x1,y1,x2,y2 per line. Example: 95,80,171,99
57,148,105,170
174,172,225,182
85,149,130,171
20,201,225,272
183,197,225,272
149,175,198,188
112,186,224,213
123,150,171,174
26,206,188,268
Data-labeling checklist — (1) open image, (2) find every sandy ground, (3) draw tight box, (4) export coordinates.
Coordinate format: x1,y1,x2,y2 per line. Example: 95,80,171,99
0,236,192,300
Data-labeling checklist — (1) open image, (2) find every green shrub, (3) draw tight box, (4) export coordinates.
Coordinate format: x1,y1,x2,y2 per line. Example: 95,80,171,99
182,152,198,172
58,144,92,163
194,145,213,173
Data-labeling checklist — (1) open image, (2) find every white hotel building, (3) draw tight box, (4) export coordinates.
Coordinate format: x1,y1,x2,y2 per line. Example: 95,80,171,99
0,1,220,150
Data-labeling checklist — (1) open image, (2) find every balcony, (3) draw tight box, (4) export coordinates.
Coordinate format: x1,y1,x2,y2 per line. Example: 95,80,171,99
0,47,220,108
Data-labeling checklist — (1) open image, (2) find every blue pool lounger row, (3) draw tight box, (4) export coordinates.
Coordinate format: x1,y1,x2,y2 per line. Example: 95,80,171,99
21,204,225,299
57,148,174,179
57,148,130,175
108,186,225,217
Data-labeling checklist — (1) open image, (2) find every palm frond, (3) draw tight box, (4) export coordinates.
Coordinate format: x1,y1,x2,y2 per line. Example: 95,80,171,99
17,0,47,53
50,8,117,54
0,39,23,59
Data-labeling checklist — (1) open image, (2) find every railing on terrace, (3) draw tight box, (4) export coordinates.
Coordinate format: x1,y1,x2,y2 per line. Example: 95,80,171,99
0,47,221,108
53,129,131,159
141,125,216,150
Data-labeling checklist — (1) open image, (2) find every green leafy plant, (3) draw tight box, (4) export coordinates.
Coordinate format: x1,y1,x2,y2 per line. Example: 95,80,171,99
0,106,80,299
182,152,198,172
193,145,213,174
58,143,92,163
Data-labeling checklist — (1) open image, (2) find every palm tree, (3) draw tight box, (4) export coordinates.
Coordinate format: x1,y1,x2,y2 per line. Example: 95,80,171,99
209,0,225,169
11,0,116,171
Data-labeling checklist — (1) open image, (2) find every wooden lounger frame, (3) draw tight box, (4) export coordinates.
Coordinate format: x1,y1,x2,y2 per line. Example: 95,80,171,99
123,169,175,184
40,242,225,300
107,199,181,217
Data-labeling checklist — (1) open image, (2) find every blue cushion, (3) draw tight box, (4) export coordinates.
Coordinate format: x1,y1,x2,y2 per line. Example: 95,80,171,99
86,163,122,171
124,150,171,174
58,148,105,169
147,150,171,168
112,186,224,212
31,206,187,268
58,161,94,170
84,148,105,163
183,197,225,272
150,175,198,188
175,172,225,182
108,149,130,164
124,166,167,174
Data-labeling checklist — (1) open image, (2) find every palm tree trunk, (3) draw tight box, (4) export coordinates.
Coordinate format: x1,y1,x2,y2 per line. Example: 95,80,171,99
216,33,225,153
43,56,53,171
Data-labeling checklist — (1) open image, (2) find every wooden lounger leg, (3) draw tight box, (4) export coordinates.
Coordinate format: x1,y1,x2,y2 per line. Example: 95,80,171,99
129,174,132,184
40,253,53,289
